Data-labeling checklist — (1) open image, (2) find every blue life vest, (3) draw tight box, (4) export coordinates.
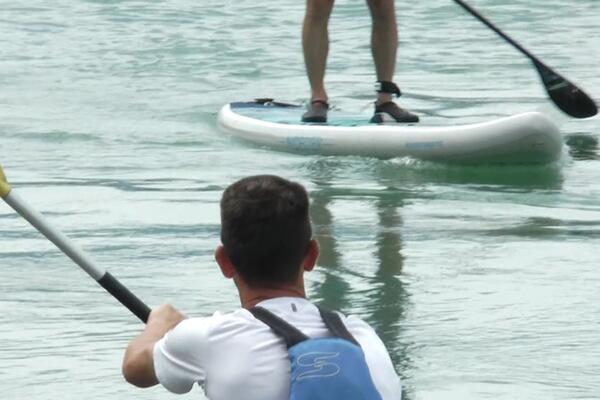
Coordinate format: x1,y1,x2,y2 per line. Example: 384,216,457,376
250,306,383,400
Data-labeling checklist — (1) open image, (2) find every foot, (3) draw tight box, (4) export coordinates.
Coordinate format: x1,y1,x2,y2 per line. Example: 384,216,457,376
302,100,329,123
370,101,419,124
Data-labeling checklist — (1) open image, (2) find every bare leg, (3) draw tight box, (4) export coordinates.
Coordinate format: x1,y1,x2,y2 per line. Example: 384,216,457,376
303,0,335,103
367,0,397,105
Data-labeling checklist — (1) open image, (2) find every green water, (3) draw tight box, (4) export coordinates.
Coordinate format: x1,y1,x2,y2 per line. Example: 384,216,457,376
0,1,599,399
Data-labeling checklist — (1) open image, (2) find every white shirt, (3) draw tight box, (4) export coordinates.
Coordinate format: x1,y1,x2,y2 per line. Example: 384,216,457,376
153,297,401,399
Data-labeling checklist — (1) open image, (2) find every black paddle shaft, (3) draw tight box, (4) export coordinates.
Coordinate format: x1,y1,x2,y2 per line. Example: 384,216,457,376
453,0,537,61
98,272,151,323
453,0,597,118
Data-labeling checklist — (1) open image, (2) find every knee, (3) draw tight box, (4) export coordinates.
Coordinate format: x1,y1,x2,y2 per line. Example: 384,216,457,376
306,0,335,22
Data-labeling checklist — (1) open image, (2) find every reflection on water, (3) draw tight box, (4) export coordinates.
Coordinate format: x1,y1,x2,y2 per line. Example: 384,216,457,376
308,171,414,398
375,159,564,191
368,194,409,369
310,184,351,311
565,133,599,161
304,155,573,400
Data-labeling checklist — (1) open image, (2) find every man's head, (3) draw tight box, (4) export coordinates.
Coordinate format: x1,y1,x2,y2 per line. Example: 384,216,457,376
217,175,316,288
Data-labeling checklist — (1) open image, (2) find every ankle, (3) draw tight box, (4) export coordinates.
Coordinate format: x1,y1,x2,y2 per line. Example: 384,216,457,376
311,96,328,105
310,89,328,104
376,94,393,105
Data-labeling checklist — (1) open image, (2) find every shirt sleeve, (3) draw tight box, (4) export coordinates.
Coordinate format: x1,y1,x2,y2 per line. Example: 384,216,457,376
153,318,210,394
346,315,403,400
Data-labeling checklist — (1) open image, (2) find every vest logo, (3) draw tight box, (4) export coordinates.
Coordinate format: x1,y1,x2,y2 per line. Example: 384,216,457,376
295,352,341,380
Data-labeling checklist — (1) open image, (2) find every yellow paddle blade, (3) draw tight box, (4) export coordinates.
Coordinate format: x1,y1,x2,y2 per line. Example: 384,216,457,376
0,164,11,198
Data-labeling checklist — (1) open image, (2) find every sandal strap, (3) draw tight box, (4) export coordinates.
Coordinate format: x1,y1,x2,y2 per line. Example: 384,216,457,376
374,81,402,97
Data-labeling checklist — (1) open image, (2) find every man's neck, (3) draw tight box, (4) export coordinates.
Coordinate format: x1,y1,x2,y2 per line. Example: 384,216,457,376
237,280,307,309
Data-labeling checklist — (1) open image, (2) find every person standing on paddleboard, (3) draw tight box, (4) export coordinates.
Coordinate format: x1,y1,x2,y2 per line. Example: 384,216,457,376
302,0,419,124
122,175,401,399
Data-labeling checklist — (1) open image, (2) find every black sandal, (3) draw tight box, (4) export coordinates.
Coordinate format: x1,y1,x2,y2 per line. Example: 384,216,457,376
370,81,419,123
302,100,329,123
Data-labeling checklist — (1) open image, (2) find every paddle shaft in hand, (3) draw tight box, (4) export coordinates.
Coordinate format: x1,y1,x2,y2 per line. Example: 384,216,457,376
0,165,151,323
453,0,597,119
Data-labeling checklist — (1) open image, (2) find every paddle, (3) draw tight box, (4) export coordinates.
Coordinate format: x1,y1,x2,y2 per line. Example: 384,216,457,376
453,0,597,119
0,165,151,323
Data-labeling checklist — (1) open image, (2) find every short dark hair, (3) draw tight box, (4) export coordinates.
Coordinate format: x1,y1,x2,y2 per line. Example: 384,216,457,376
220,175,312,287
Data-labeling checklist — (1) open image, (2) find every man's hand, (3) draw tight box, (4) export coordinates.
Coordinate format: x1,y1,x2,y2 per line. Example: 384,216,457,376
122,304,187,387
147,304,187,335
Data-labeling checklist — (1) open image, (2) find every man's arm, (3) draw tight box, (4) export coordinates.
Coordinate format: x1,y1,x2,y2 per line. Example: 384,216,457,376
122,304,186,387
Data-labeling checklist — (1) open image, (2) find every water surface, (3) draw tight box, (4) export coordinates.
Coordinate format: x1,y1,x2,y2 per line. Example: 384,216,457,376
1,1,599,399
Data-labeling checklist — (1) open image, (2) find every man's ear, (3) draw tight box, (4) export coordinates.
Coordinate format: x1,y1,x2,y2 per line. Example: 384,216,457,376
302,239,319,272
215,245,235,279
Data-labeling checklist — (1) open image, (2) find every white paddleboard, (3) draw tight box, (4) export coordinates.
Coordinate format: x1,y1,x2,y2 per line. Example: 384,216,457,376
217,100,563,164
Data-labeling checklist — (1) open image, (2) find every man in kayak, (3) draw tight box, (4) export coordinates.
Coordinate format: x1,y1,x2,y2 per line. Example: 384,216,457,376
302,0,419,124
122,175,401,399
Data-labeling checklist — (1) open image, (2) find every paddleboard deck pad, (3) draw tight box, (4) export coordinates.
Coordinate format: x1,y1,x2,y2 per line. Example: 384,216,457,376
217,100,563,164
